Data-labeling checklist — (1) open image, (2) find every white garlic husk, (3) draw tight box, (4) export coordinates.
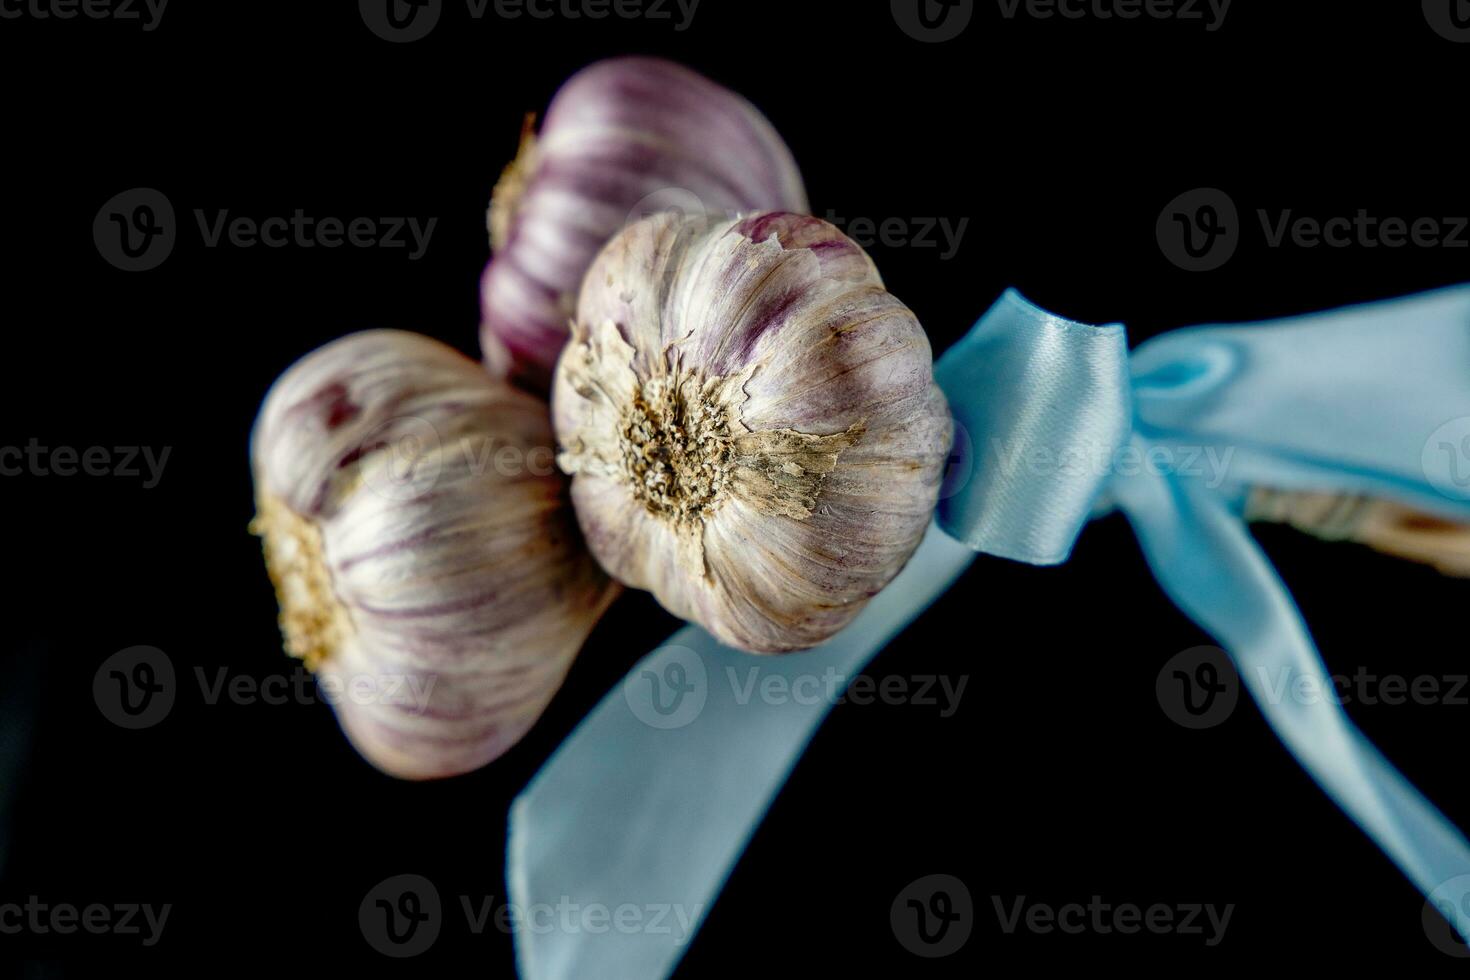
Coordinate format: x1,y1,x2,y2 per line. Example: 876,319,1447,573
482,56,808,388
552,211,952,653
1245,487,1470,577
251,330,617,779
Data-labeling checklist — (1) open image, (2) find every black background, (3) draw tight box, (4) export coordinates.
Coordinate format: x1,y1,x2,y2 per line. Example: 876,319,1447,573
2,0,1469,974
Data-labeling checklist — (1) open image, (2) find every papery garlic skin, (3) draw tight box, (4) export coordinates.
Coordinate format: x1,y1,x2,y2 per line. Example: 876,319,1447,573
552,211,952,653
481,56,809,388
1245,487,1470,577
251,331,617,779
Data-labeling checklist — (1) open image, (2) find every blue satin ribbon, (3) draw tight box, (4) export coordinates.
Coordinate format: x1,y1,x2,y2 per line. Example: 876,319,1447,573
509,285,1470,978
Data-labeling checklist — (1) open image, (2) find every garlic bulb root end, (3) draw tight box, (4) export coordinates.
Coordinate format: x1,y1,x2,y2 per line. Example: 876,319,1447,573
488,113,539,254
553,211,951,653
251,329,616,778
1247,486,1470,577
251,490,353,672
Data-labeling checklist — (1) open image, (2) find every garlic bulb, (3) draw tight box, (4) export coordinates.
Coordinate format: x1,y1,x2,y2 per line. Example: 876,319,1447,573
552,211,952,653
251,330,617,779
1246,487,1470,577
482,56,809,388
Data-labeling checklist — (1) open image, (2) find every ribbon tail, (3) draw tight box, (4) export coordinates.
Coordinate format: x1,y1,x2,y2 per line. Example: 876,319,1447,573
1112,447,1470,940
507,523,977,980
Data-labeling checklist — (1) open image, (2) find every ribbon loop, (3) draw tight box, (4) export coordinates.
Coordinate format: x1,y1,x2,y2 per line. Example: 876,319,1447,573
1130,284,1470,518
935,289,1131,564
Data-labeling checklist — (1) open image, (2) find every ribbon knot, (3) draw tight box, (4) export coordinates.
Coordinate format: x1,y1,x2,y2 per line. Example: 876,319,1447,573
940,284,1470,954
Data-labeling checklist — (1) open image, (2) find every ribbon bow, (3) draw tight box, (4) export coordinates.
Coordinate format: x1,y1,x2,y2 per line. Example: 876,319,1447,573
509,285,1470,978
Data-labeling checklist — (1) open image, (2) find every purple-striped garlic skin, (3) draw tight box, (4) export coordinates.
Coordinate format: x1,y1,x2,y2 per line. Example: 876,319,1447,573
481,56,809,390
250,330,617,779
552,211,952,653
